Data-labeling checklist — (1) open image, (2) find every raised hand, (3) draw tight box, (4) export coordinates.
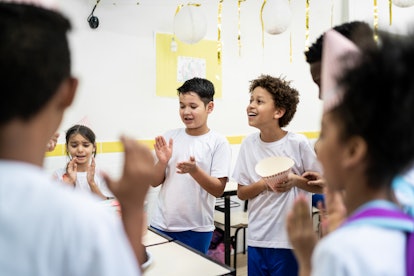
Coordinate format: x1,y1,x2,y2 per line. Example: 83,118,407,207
286,194,317,276
154,136,173,165
176,156,196,174
63,157,77,186
86,157,96,185
46,132,59,152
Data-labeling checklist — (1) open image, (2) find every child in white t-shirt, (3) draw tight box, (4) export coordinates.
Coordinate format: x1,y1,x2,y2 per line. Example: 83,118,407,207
150,77,231,254
53,124,113,200
232,75,323,276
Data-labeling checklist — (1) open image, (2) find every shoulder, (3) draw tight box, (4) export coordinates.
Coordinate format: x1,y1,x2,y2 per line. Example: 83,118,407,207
286,131,309,142
241,132,259,144
208,130,229,143
164,128,184,138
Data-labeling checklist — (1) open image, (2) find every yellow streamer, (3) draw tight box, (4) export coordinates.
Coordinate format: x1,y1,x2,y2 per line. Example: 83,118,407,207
373,0,378,41
305,0,310,51
217,0,224,64
389,0,393,25
237,0,246,56
260,0,266,49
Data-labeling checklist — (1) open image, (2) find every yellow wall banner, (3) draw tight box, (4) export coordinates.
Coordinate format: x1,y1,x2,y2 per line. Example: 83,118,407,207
155,33,222,98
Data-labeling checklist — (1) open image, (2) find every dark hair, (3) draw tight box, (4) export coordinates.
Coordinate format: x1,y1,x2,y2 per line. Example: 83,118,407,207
65,125,97,157
249,75,299,128
177,77,215,105
0,3,71,125
305,21,374,64
332,31,414,189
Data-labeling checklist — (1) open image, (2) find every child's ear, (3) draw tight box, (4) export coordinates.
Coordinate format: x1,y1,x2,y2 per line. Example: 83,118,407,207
57,77,78,109
273,107,286,119
207,101,214,114
343,135,367,169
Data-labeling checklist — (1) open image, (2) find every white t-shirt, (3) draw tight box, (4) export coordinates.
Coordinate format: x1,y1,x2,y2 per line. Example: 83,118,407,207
53,167,113,198
0,160,140,276
312,224,406,276
150,128,231,232
232,131,322,248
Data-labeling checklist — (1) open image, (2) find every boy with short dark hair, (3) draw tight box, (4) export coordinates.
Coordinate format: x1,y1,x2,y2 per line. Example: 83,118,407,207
150,77,231,254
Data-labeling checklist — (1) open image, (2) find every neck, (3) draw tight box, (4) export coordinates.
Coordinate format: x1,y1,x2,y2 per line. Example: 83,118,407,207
259,128,287,143
186,126,210,136
345,184,395,215
0,119,51,167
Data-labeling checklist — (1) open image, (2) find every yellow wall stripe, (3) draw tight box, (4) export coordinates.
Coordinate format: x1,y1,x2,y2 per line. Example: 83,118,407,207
45,132,319,157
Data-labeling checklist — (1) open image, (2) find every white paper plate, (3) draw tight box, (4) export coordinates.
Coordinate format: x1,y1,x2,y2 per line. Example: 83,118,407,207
255,156,294,177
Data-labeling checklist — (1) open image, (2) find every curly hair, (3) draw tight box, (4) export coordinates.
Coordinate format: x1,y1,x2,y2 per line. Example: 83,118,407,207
332,31,414,189
305,21,374,64
249,75,299,128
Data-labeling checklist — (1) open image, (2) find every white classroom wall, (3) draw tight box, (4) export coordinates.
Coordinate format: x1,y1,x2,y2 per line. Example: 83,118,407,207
44,0,414,227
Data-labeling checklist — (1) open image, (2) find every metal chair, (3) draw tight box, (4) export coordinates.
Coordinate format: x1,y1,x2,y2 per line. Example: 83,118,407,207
214,200,248,270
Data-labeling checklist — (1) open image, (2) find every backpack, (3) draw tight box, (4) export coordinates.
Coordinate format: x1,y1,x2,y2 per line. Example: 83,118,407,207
346,207,414,276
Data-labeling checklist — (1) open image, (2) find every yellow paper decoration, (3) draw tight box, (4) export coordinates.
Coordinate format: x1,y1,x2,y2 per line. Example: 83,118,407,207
389,0,393,25
217,0,224,64
238,0,246,56
305,0,310,51
373,0,379,41
260,0,266,48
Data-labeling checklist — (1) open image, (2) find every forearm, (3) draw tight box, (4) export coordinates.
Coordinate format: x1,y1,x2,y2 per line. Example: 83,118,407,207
189,166,226,197
88,182,107,200
152,162,167,187
121,204,146,268
295,177,323,193
237,179,267,200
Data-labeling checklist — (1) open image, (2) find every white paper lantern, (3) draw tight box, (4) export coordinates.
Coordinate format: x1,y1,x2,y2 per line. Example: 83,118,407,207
393,0,414,7
262,0,292,35
174,5,207,44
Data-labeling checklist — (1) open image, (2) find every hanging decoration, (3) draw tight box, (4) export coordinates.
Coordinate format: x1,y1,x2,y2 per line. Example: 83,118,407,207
393,0,414,7
260,0,266,48
237,0,246,57
389,0,393,25
373,0,379,41
217,0,224,64
305,0,310,51
261,0,292,35
173,3,207,44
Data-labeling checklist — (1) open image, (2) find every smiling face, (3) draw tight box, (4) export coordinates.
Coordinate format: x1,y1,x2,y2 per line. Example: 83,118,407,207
67,133,96,168
179,91,213,136
247,86,283,132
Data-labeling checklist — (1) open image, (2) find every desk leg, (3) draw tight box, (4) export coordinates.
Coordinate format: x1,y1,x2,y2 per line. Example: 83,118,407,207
224,195,231,266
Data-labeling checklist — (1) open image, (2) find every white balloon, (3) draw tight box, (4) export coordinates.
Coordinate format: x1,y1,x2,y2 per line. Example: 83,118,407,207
173,5,207,44
393,0,414,7
262,0,292,35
